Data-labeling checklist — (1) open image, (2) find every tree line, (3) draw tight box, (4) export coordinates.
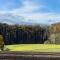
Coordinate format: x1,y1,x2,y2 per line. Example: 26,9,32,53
0,23,49,45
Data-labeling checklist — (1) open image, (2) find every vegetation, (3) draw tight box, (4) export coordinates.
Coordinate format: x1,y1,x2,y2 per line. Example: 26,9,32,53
0,23,49,44
0,22,60,45
0,35,4,51
44,22,60,44
6,44,60,52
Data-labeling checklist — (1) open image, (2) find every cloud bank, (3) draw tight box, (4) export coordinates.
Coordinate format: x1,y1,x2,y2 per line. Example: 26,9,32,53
0,0,60,25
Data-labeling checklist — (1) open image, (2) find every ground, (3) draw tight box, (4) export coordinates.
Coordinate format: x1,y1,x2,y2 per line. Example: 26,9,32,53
4,44,60,52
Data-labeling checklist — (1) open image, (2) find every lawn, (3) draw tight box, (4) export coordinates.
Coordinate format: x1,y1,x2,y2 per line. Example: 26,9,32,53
5,44,60,52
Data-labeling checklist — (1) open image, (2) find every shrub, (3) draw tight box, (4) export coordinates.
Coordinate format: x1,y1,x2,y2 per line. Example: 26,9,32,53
0,35,4,51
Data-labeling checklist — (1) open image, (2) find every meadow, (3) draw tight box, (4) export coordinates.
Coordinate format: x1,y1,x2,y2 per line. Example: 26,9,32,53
5,44,60,52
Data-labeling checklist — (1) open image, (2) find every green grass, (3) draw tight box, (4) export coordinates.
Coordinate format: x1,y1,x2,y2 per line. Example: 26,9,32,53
5,44,60,52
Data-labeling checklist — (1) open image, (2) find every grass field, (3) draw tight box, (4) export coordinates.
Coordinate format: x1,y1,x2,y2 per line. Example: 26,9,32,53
5,44,60,52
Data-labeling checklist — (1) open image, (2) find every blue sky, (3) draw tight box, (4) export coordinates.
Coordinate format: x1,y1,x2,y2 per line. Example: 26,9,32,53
0,0,60,25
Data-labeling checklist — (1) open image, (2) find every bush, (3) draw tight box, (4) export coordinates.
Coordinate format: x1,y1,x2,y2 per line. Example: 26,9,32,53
0,35,4,51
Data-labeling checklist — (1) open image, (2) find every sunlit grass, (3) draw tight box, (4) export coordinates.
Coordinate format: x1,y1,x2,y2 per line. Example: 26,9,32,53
5,44,60,52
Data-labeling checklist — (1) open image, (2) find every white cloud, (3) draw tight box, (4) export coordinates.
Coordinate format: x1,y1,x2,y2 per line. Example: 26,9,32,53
0,0,60,24
10,0,60,24
11,0,44,13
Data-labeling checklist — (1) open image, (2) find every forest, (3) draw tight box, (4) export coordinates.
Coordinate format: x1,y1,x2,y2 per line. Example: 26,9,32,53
0,23,50,45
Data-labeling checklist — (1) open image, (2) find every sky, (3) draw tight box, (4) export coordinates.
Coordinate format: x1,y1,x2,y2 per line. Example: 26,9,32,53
0,0,60,25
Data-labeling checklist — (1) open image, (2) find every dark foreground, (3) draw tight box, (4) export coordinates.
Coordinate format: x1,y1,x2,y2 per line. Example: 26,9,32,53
0,51,60,60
